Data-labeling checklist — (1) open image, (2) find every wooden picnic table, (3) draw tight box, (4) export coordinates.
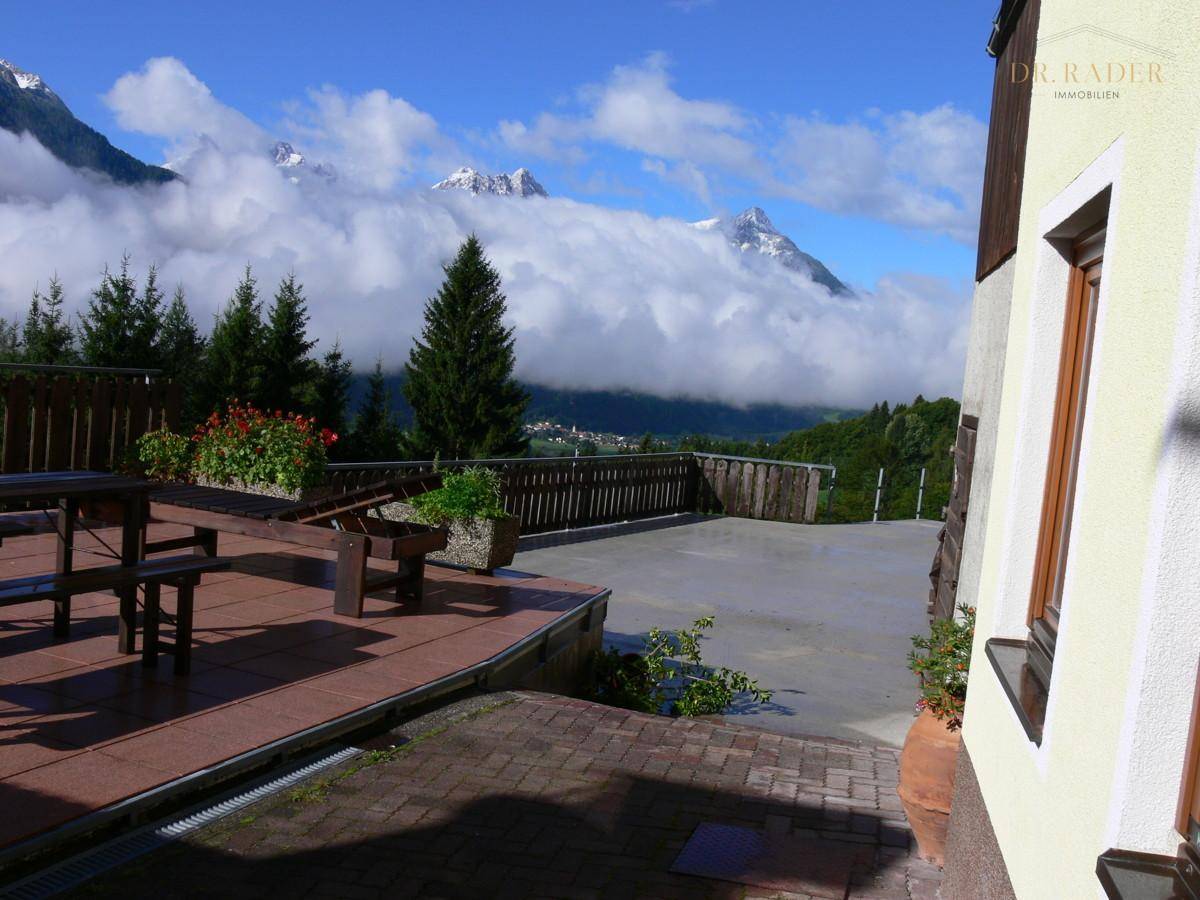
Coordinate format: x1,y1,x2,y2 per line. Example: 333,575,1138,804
0,471,229,672
0,471,151,647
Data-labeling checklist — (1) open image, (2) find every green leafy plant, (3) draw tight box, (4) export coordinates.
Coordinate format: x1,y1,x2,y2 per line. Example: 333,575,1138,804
908,604,975,730
410,466,508,524
586,617,772,717
136,427,193,482
191,403,337,493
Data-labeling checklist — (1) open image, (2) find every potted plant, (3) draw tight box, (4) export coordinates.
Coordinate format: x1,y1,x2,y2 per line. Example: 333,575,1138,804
377,467,520,573
898,603,974,866
136,404,338,503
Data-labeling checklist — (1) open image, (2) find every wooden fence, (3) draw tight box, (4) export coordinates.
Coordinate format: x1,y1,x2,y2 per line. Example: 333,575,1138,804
693,453,824,524
328,452,825,535
0,372,180,474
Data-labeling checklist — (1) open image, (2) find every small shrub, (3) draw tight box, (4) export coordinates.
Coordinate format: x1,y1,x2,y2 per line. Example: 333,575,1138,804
585,617,772,717
192,403,337,493
908,604,975,730
411,466,508,524
136,427,193,482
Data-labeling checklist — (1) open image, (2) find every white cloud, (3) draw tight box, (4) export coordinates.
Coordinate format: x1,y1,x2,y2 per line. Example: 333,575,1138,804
104,57,265,156
499,56,985,242
773,105,986,243
499,53,760,199
0,61,969,409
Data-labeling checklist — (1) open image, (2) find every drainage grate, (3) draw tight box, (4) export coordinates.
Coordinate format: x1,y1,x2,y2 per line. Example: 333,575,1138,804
1,745,361,899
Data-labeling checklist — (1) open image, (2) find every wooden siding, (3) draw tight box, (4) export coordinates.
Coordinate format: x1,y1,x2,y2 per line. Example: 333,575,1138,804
975,0,1041,281
930,416,978,620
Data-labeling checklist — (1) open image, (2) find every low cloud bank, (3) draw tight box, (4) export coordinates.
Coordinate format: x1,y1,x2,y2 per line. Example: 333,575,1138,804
0,59,969,409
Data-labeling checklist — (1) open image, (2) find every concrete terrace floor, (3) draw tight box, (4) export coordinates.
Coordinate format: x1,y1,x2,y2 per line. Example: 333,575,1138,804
516,516,942,747
72,692,941,899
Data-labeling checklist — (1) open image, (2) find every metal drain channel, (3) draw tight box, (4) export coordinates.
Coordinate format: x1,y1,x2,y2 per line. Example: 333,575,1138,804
1,745,361,900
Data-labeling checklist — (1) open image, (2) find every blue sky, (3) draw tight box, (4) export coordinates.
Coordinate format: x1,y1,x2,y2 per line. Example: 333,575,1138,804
8,0,995,287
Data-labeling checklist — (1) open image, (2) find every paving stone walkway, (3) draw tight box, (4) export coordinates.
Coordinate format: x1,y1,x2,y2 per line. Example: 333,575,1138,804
74,692,941,899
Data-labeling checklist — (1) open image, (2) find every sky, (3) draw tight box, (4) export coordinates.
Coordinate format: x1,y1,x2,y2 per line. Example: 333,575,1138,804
0,1,999,408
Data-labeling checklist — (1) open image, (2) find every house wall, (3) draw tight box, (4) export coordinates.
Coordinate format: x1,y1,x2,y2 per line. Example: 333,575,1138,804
954,256,1015,618
954,2,1200,897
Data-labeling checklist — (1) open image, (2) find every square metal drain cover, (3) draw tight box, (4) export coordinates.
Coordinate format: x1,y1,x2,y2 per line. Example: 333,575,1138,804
671,822,873,898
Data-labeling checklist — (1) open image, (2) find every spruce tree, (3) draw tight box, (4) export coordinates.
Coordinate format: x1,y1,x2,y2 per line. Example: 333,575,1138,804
403,235,529,459
23,275,75,364
312,339,353,455
202,265,264,413
159,285,208,426
349,358,402,461
0,319,21,362
131,263,165,368
80,255,140,367
260,273,317,415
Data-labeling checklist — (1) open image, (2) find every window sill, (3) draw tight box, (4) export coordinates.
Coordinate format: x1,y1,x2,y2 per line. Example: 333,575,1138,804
1096,844,1200,899
985,638,1049,745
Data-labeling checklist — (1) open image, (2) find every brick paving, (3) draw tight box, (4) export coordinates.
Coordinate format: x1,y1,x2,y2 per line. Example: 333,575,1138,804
75,692,941,899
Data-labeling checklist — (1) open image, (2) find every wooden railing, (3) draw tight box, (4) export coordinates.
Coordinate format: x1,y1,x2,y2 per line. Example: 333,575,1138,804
328,452,828,535
0,367,180,474
693,453,829,524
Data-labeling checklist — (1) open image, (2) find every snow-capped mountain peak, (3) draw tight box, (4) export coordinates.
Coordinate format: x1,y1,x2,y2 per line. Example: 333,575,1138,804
270,140,335,181
0,58,59,101
433,166,548,198
693,206,850,295
272,140,305,168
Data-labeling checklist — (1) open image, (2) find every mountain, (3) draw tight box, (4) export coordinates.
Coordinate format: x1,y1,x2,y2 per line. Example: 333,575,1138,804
0,58,175,186
271,140,336,180
694,207,849,295
433,166,547,198
350,372,854,442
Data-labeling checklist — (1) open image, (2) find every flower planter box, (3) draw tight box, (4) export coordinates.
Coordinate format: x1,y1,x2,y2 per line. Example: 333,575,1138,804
195,476,335,505
375,501,520,572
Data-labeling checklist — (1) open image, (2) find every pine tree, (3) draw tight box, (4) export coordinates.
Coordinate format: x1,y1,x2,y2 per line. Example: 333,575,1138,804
159,285,208,427
23,275,75,364
0,319,21,362
80,255,140,367
403,236,530,459
348,358,402,461
201,265,264,413
312,339,353,456
260,273,317,415
131,263,165,368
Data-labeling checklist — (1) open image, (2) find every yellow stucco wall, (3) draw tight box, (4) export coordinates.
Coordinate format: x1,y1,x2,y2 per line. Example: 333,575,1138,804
961,2,1200,897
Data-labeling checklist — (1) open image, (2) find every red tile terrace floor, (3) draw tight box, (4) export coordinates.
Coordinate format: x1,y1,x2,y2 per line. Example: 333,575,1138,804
0,519,604,855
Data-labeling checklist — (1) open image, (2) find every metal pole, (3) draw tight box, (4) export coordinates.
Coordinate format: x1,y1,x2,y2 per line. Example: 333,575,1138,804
915,467,926,519
872,467,884,523
827,466,837,514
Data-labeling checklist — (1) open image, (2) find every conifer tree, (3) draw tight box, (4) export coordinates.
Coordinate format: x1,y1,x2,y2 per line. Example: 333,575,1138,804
260,272,317,415
23,275,75,364
80,255,140,367
159,285,208,426
130,264,165,368
402,235,529,459
0,319,21,362
312,339,353,455
349,358,402,461
201,265,264,413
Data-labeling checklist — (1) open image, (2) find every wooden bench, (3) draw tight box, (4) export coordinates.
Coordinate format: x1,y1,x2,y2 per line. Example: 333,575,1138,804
0,519,34,546
0,554,231,674
146,475,448,618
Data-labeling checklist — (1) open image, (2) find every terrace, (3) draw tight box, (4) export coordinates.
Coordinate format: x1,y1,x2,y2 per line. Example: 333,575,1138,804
0,368,940,897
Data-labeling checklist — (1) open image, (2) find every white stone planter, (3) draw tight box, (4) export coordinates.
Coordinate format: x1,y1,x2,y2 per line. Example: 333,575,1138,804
195,476,335,505
375,501,521,572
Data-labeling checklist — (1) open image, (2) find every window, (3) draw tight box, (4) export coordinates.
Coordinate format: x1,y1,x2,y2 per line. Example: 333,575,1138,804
1028,226,1105,637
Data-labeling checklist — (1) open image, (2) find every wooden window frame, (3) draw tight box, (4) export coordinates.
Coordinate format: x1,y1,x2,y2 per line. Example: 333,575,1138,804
1177,664,1200,843
1028,226,1105,635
